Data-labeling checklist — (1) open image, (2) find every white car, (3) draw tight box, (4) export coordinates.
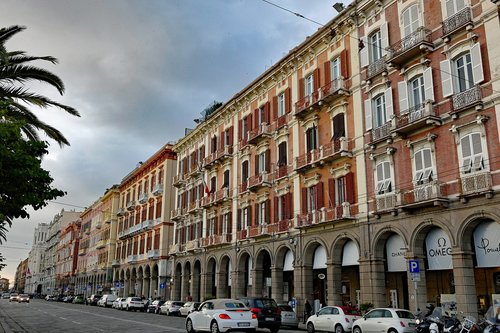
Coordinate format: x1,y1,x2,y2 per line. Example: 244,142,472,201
306,306,361,333
112,297,124,309
160,300,184,316
180,302,201,317
186,298,258,333
278,304,299,329
352,308,417,333
123,297,145,312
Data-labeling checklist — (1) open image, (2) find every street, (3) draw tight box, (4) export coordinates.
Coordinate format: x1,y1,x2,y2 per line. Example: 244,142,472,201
0,299,305,333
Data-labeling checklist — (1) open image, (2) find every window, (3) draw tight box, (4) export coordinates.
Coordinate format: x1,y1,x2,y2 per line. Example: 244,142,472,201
460,133,484,173
335,176,347,206
277,92,286,117
402,4,420,37
305,74,314,96
331,57,340,80
258,106,266,125
307,186,317,211
277,195,286,221
369,30,382,63
259,202,267,225
373,94,387,128
211,135,217,153
258,152,266,174
242,160,249,183
376,161,393,194
222,214,229,234
278,142,287,166
410,75,425,107
454,53,474,93
414,148,434,184
446,0,465,17
242,207,250,229
224,129,231,147
208,218,216,236
306,125,318,151
223,170,230,188
210,176,216,193
332,113,345,140
242,116,249,136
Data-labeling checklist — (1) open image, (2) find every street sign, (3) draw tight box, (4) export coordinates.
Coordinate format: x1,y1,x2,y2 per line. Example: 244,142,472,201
160,283,165,289
410,272,421,281
409,259,420,273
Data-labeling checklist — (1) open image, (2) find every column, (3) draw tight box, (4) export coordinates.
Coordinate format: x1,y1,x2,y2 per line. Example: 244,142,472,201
327,261,342,306
452,249,478,318
271,266,284,303
252,268,263,297
359,258,386,307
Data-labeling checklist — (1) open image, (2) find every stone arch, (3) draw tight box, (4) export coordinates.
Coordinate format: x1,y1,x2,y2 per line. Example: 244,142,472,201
410,217,455,256
236,251,252,298
218,255,232,298
371,226,409,259
182,261,192,301
205,257,217,300
173,262,182,300
193,260,202,302
456,211,500,251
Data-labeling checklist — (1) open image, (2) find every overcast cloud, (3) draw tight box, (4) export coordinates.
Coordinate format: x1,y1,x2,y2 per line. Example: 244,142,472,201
0,0,348,284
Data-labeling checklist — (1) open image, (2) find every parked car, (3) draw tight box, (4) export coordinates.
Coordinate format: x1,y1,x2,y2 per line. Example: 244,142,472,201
186,298,258,333
147,299,165,314
123,297,145,312
180,301,201,317
98,294,117,308
278,304,299,329
160,300,184,316
352,308,417,333
86,294,102,306
17,294,30,303
2,293,10,299
9,293,19,302
112,297,125,309
73,295,85,304
239,297,281,333
306,306,362,333
63,296,74,303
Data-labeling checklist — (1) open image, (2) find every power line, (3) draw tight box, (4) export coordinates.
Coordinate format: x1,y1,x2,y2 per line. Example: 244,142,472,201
260,0,325,27
48,200,86,209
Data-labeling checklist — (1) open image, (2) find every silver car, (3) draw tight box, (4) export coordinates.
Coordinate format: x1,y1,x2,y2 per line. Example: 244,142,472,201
278,304,299,329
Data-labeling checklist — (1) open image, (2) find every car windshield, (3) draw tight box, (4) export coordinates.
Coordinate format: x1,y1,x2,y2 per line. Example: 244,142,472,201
173,302,184,306
225,301,246,309
396,311,415,319
342,307,362,316
131,297,142,302
20,294,28,297
255,299,278,308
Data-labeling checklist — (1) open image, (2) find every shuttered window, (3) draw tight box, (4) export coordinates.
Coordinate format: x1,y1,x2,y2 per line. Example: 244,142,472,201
413,148,434,184
373,94,387,128
376,161,393,194
332,113,345,139
369,30,382,62
402,4,420,37
460,133,484,174
410,75,425,108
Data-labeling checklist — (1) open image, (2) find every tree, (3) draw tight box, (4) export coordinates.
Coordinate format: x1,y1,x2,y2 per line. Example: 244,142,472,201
0,25,80,146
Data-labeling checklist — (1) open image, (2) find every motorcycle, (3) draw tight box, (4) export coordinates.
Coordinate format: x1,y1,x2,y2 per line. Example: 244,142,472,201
417,307,445,333
482,306,500,333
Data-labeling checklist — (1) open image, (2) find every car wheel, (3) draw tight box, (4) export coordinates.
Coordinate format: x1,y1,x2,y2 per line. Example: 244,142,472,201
353,326,362,333
127,306,130,311
166,310,170,316
307,322,316,333
335,324,345,333
186,319,196,333
210,321,220,333
388,329,398,333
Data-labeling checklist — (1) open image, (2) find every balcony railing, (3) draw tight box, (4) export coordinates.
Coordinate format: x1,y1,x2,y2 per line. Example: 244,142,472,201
111,259,120,267
460,171,492,195
366,57,387,80
452,85,482,112
170,207,184,220
173,174,186,187
127,255,137,263
295,149,320,172
387,27,432,64
239,182,248,194
188,199,202,213
215,145,233,162
248,172,272,191
185,239,199,251
116,208,126,216
401,182,448,208
248,123,273,144
236,229,248,240
213,188,232,205
138,192,148,204
126,200,136,211
395,103,441,134
275,113,292,130
169,244,180,254
295,78,348,118
374,193,398,212
295,91,321,117
95,239,106,250
274,165,292,181
152,183,164,196
296,211,322,227
371,122,392,142
147,249,160,259
442,7,472,36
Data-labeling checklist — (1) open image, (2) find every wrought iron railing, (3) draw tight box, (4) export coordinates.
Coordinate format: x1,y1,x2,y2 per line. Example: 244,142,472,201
452,85,482,111
387,27,432,59
461,171,492,195
371,122,392,141
367,57,387,79
375,193,398,211
442,7,472,36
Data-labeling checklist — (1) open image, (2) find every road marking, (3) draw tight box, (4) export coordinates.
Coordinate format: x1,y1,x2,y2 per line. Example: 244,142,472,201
59,317,67,320
72,321,81,324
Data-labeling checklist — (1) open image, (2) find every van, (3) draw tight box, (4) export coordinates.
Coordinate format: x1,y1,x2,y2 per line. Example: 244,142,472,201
98,294,117,307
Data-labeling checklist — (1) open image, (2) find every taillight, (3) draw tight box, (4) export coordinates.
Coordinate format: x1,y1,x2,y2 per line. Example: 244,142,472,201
345,318,350,323
276,308,281,315
400,321,406,327
250,308,261,314
219,313,231,320
252,313,257,319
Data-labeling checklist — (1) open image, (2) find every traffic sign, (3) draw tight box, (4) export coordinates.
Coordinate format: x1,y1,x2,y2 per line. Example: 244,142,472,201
160,283,165,289
409,259,420,273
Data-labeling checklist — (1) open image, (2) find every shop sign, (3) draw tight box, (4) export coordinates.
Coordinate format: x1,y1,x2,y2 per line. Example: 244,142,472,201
386,234,406,272
426,228,452,270
473,221,500,268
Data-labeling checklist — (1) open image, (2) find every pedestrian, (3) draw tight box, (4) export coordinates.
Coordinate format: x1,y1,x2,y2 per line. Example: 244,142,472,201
304,299,312,324
186,293,193,302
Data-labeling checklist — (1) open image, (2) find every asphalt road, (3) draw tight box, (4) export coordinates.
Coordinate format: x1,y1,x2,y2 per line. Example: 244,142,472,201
0,299,305,333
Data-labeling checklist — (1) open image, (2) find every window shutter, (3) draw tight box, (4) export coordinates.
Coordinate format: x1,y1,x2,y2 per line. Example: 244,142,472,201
380,22,389,57
287,192,293,219
254,108,259,128
346,172,355,204
314,68,321,90
360,36,368,67
316,182,324,209
385,87,394,119
364,98,372,131
248,206,252,227
274,197,279,223
298,78,305,100
265,149,271,172
340,49,349,78
324,60,331,84
264,102,270,123
220,132,224,150
440,60,454,97
423,67,435,102
328,178,336,208
301,188,308,214
471,43,484,84
265,200,270,224
247,113,253,131
228,126,234,146
398,80,409,113
254,203,259,226
237,209,241,230
255,154,259,176
272,95,278,120
285,87,291,114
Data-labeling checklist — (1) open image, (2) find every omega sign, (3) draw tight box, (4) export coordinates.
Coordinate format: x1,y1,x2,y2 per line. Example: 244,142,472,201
426,229,453,270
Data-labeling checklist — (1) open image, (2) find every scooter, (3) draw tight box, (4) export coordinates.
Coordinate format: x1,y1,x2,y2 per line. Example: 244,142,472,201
417,307,444,333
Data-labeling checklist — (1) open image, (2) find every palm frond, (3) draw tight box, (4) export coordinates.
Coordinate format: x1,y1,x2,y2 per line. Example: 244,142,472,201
0,64,66,94
0,25,26,46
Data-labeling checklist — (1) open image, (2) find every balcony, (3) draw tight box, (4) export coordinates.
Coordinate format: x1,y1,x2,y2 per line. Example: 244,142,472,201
238,137,249,151
188,199,202,213
324,203,353,221
296,211,322,228
274,165,293,181
387,27,433,66
173,174,186,187
248,172,272,191
460,171,493,196
374,193,398,213
127,255,137,264
126,200,136,211
400,182,449,210
295,78,348,119
370,122,392,143
152,183,164,196
442,7,472,38
295,91,321,118
169,244,180,254
95,239,106,250
451,85,482,113
215,145,233,162
275,113,292,131
394,103,440,135
138,192,148,204
320,137,352,162
366,57,387,81
111,259,120,267
147,249,160,259
202,188,232,207
78,248,87,256
236,229,248,240
116,208,126,216
95,222,102,229
188,164,201,178
294,149,321,173
185,239,199,251
171,207,184,221
248,123,273,145
142,219,153,230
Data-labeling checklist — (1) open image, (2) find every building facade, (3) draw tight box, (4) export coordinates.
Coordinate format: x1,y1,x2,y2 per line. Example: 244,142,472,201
25,223,48,293
55,220,81,294
14,258,28,292
170,0,500,319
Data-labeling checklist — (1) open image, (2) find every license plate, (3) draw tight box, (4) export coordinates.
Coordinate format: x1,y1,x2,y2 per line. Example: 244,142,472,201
265,317,275,321
238,322,250,327
409,323,416,327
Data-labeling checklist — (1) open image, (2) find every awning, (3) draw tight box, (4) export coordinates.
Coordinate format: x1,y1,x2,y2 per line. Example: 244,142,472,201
313,245,327,269
342,240,360,266
386,234,406,272
474,221,500,268
426,228,453,270
283,250,294,271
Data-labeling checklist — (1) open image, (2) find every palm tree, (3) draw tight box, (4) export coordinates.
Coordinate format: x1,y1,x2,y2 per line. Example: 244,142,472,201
0,25,80,146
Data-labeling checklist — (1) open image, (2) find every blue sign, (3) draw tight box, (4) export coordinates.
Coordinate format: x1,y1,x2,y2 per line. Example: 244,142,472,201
116,283,120,288
160,283,165,289
409,259,420,273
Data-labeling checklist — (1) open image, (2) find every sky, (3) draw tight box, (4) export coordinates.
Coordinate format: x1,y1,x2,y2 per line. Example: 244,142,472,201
0,0,349,286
